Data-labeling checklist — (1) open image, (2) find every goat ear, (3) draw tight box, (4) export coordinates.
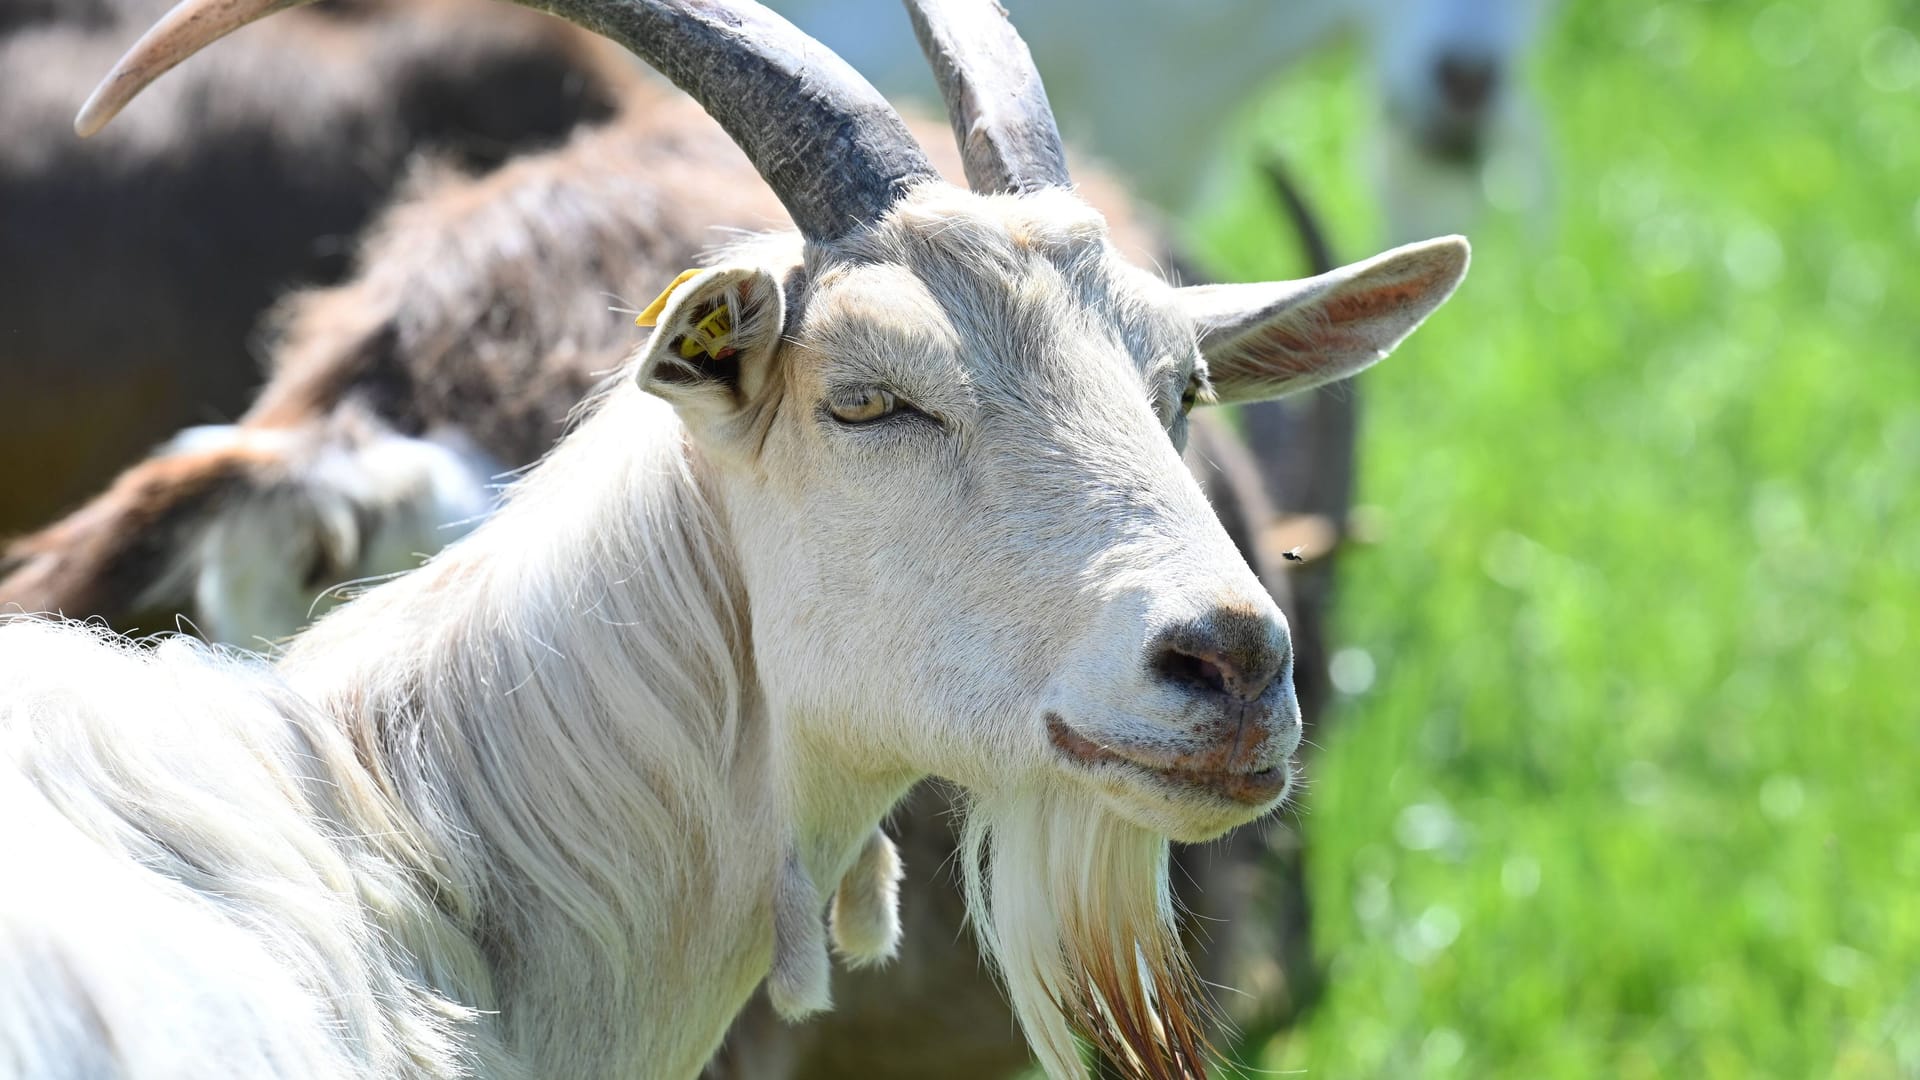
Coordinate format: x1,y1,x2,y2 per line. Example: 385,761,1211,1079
1177,236,1469,405
633,266,785,416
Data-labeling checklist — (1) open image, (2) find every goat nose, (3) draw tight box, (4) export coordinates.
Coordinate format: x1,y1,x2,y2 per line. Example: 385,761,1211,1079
1148,609,1289,703
1434,53,1498,112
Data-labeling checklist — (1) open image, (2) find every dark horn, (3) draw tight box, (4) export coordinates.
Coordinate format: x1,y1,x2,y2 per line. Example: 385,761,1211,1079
902,0,1070,195
76,0,938,242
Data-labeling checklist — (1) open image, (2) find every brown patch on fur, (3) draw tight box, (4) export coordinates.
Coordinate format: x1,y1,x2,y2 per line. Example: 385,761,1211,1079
248,85,788,466
1061,909,1215,1080
0,0,635,534
0,445,275,628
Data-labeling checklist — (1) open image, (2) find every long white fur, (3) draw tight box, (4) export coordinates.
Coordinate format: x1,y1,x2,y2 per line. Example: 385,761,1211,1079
0,624,488,1079
4,384,759,1078
0,186,1466,1078
961,787,1191,1076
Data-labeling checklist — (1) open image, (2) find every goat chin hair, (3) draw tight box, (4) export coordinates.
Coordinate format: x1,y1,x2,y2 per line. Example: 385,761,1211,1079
961,786,1218,1080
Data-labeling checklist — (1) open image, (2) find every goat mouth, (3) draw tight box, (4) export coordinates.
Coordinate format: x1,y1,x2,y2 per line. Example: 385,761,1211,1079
1045,713,1290,807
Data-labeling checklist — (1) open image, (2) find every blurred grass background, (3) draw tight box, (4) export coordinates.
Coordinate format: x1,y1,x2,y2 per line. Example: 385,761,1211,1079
1188,0,1919,1075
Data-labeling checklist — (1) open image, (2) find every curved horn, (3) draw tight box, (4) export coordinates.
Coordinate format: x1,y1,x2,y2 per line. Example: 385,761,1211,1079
903,0,1070,195
75,0,937,242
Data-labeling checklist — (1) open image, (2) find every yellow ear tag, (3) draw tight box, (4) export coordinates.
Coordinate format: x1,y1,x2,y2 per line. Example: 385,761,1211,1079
634,268,705,327
680,304,734,360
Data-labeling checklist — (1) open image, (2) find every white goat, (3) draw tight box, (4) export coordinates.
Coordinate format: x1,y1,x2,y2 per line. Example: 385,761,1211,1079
769,0,1554,240
4,0,1468,1077
2,73,1305,1076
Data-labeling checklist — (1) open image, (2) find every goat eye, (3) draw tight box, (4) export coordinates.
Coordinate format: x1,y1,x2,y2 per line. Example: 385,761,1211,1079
1179,382,1199,417
828,388,901,424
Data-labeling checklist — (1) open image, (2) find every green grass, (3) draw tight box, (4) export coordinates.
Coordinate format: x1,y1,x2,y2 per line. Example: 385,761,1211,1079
1185,1,1920,1076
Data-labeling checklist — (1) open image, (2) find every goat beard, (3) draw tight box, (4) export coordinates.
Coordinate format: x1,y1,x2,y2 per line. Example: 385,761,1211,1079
960,787,1215,1080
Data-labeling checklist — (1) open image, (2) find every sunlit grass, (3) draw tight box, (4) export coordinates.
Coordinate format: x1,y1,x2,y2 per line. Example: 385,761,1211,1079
1187,1,1919,1075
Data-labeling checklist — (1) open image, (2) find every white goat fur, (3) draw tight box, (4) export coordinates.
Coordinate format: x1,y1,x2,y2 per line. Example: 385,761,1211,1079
1,181,1466,1078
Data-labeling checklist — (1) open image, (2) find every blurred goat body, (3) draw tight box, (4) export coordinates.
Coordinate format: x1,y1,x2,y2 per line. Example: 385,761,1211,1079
768,0,1554,239
0,82,783,643
0,0,634,534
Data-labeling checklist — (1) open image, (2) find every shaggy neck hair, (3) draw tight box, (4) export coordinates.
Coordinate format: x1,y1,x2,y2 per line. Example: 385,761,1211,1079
280,369,1209,1077
6,223,1216,1077
280,383,785,1077
282,343,1219,1080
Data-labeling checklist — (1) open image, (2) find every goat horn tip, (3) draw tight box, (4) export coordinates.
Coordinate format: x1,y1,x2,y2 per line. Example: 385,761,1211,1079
75,87,123,138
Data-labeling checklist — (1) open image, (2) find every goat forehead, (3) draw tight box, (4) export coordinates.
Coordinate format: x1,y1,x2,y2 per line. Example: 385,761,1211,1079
866,184,1112,260
813,198,1193,402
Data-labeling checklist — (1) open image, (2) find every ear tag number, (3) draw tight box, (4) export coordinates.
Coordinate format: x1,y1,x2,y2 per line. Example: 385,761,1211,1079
680,305,735,360
634,267,705,327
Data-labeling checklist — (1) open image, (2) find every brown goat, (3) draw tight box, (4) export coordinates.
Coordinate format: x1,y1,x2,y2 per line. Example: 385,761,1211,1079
1,78,1339,1075
0,0,636,534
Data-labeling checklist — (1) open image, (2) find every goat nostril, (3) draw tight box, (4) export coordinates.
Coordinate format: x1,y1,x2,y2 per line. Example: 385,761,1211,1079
1152,646,1231,697
1144,618,1282,703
